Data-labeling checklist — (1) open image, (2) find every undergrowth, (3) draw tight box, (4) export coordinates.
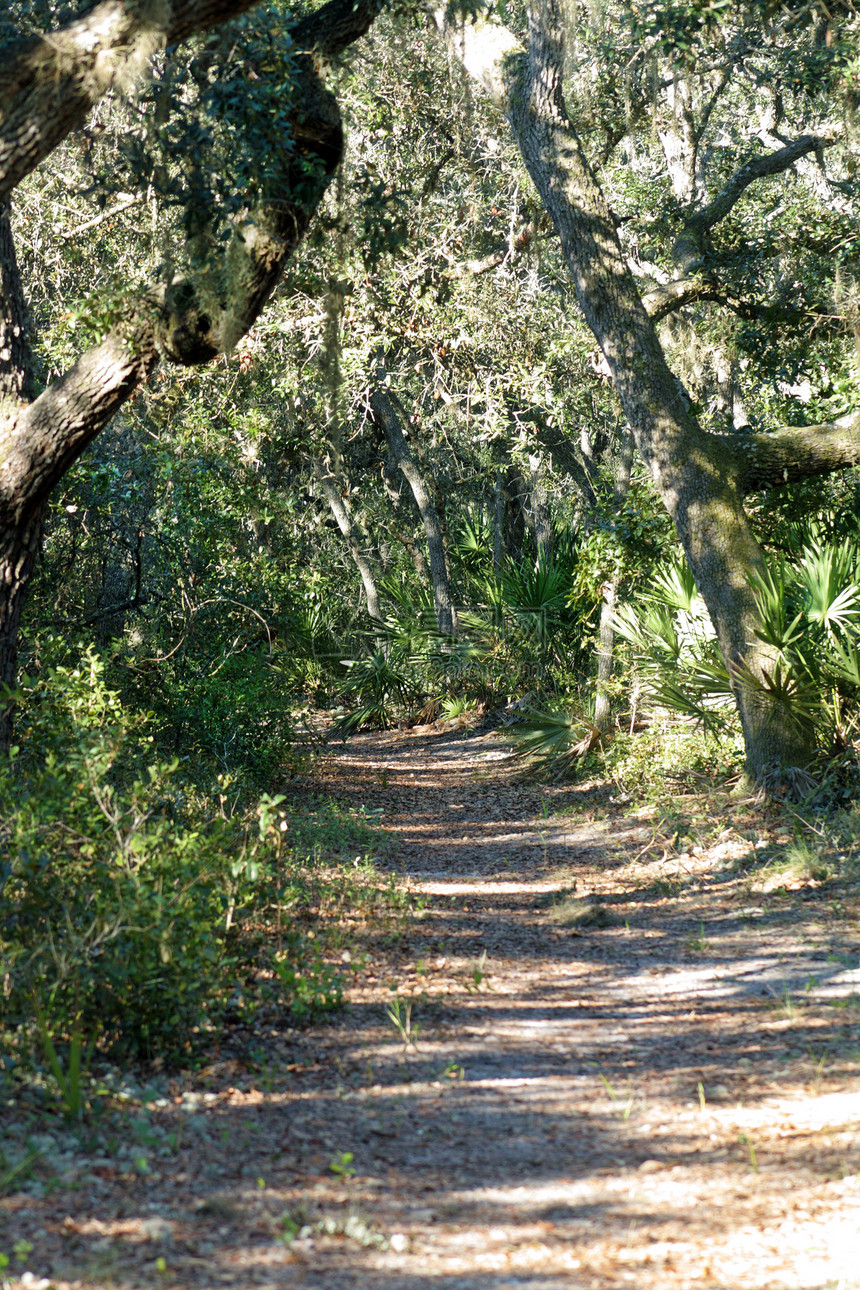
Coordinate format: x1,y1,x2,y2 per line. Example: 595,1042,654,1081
0,651,410,1102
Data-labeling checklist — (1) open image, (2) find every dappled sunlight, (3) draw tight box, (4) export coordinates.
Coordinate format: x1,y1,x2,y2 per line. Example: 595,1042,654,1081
5,726,859,1290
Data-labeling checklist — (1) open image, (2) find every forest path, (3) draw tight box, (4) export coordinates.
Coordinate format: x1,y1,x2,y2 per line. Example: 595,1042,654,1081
5,725,860,1290
271,724,860,1290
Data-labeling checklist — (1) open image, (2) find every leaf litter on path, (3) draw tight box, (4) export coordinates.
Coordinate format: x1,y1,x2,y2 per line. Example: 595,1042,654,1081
2,725,860,1289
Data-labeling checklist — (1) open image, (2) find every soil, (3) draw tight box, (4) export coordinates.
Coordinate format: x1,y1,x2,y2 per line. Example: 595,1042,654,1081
3,724,860,1290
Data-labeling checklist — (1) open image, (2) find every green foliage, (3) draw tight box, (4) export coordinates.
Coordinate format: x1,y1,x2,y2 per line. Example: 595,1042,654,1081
613,556,735,735
1,656,240,1060
510,708,603,778
0,650,401,1070
615,539,860,784
333,649,422,734
31,996,91,1120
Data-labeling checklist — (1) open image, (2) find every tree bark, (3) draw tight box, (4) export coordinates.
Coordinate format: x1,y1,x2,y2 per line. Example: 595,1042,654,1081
0,0,380,200
0,0,381,748
593,427,633,732
0,195,37,741
528,453,553,561
314,463,382,622
0,508,42,746
382,460,433,586
437,1,818,783
370,386,456,637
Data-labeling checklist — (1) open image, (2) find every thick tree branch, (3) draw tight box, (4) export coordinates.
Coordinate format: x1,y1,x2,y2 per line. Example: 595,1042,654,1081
729,416,860,494
0,26,355,522
0,0,380,201
0,330,151,526
642,277,729,320
690,135,826,236
671,133,830,269
290,0,381,57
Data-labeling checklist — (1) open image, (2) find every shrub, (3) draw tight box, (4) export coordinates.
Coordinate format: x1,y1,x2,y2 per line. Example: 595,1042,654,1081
0,650,391,1067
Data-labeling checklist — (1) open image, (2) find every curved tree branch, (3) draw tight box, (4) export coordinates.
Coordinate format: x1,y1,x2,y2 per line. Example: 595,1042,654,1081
0,331,149,525
692,135,827,235
0,0,380,201
642,277,730,320
672,134,830,269
0,7,375,523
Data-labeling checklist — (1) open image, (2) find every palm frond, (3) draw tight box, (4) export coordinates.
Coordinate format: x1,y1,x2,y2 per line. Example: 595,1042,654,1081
797,539,860,638
645,559,699,614
510,708,603,777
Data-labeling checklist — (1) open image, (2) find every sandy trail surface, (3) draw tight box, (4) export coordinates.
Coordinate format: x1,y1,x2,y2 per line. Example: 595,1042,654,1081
3,725,860,1289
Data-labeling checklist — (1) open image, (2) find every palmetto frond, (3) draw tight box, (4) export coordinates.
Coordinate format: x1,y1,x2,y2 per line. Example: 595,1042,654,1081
796,540,860,639
510,708,603,776
645,559,699,614
748,558,806,655
499,551,570,616
732,655,820,737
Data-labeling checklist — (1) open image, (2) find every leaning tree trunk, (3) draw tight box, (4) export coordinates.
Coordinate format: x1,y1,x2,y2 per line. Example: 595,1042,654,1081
370,386,456,637
439,0,816,785
0,0,381,750
382,459,432,585
314,463,382,622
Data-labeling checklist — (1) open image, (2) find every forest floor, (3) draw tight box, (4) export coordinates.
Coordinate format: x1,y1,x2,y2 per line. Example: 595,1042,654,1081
3,723,860,1289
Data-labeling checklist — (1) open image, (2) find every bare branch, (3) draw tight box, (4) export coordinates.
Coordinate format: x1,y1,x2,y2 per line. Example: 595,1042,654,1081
62,194,143,239
445,219,538,278
693,67,731,147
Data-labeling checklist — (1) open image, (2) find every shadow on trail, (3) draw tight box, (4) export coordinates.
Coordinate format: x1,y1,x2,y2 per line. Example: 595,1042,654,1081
33,1057,859,1290
12,728,855,1290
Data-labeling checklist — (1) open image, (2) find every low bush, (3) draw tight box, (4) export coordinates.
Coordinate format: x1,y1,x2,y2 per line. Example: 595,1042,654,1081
0,649,401,1073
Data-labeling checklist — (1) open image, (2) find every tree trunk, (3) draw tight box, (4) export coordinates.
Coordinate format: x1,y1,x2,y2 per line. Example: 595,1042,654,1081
438,0,816,784
504,467,528,564
370,386,456,637
0,509,42,746
493,469,505,570
0,0,382,751
528,452,553,561
0,194,37,745
382,458,432,585
314,464,382,621
593,427,633,732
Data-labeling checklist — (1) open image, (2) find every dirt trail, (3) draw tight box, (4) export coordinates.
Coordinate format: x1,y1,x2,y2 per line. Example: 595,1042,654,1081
4,725,860,1289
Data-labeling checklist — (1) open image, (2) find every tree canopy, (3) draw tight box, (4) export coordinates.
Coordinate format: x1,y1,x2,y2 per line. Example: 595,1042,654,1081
1,0,860,789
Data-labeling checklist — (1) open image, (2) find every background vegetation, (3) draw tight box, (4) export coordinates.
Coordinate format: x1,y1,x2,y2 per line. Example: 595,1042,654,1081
3,0,860,1083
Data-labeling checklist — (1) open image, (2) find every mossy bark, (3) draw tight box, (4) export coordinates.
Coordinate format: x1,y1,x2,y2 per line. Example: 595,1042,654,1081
439,0,823,784
0,0,379,750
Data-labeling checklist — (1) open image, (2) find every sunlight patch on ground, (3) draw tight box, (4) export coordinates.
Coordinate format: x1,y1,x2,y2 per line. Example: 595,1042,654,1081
413,879,565,894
